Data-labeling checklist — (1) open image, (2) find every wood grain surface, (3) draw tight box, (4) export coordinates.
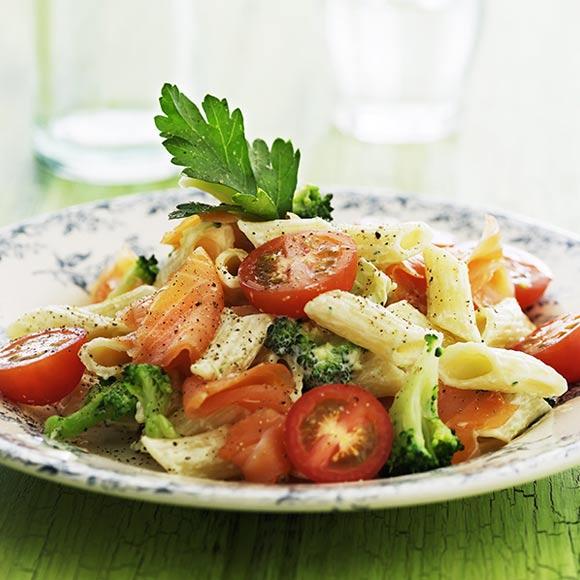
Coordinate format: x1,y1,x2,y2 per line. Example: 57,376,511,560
0,467,577,579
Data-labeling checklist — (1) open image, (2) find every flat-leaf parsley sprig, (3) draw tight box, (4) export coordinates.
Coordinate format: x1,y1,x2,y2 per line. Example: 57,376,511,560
155,84,307,221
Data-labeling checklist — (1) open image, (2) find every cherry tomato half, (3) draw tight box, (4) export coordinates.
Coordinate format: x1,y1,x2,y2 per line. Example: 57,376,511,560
387,244,552,312
238,231,358,318
285,384,393,483
513,314,580,383
502,245,553,310
0,328,87,405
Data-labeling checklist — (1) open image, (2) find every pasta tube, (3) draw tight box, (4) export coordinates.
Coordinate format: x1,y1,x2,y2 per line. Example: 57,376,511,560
304,290,436,368
79,337,132,379
8,306,129,340
237,215,332,247
190,309,273,381
337,222,433,267
352,351,407,397
386,300,457,347
351,258,395,305
439,342,567,397
158,220,235,284
424,245,481,342
84,285,156,318
141,427,240,479
477,393,551,442
476,297,535,348
214,249,248,291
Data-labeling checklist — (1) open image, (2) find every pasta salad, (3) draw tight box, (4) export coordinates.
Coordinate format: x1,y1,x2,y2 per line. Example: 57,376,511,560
0,85,577,485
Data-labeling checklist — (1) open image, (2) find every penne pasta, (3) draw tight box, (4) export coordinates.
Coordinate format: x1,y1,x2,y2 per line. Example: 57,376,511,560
8,306,129,340
467,215,514,307
424,245,481,342
214,249,248,291
476,297,535,348
84,285,157,318
237,215,332,248
336,222,433,267
190,308,273,381
386,300,458,347
352,351,407,397
78,337,132,379
158,219,236,284
439,342,567,397
304,290,437,368
141,427,240,479
351,258,395,305
477,393,551,442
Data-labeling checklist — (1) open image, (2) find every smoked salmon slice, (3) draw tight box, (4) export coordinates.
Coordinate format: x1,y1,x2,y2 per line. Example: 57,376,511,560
439,386,517,463
219,408,291,483
183,363,295,415
129,248,224,368
465,215,514,307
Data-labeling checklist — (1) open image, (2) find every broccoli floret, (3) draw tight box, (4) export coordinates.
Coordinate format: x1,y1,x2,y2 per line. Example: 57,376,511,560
292,185,333,221
265,317,363,389
44,378,137,440
108,255,159,298
264,316,303,356
124,364,177,438
44,364,176,440
387,334,462,475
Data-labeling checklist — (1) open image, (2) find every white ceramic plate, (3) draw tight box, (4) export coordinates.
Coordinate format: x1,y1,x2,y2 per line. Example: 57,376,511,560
0,189,578,512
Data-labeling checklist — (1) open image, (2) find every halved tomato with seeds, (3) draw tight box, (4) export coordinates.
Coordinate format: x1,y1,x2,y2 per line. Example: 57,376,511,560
284,384,393,483
0,328,87,405
238,231,358,318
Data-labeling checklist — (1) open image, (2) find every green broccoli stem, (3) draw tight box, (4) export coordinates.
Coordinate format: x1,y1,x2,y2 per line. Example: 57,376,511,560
44,394,126,440
144,414,178,439
387,333,462,476
43,363,177,441
125,364,178,439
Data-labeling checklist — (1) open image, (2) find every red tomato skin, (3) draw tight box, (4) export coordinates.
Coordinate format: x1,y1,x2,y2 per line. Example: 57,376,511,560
285,384,393,483
503,246,553,310
239,231,358,318
513,314,580,383
388,244,553,313
0,328,87,405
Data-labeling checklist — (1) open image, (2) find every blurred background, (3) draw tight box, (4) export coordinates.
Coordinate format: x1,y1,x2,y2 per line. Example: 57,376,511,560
1,0,579,231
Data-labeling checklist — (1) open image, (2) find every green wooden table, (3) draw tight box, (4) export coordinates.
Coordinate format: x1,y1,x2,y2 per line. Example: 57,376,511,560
1,1,579,578
0,468,577,579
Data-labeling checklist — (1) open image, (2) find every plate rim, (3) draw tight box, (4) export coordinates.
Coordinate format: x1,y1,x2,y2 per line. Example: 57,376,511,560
0,188,578,512
0,423,578,512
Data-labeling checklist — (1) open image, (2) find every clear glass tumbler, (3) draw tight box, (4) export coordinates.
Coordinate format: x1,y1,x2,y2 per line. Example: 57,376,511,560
325,0,482,143
34,0,197,185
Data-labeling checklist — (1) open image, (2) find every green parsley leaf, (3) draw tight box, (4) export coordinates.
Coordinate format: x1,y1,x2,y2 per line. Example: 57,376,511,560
155,84,301,221
155,84,256,202
249,138,300,217
168,202,241,220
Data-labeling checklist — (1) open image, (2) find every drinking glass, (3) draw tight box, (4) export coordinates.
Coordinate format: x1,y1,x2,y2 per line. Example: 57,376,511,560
34,0,197,185
325,0,482,143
